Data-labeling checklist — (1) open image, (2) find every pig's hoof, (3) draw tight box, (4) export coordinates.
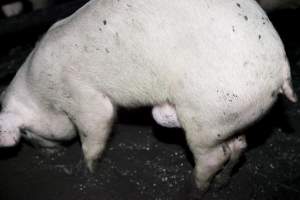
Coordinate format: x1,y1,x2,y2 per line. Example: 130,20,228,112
73,159,95,176
86,159,99,173
178,175,207,200
211,173,231,189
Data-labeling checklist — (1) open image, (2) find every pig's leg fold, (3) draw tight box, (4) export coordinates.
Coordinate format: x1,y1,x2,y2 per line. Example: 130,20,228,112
22,128,64,154
67,89,115,172
213,135,247,188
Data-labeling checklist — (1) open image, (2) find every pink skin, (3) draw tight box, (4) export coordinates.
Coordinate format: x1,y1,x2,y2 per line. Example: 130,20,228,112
0,113,22,147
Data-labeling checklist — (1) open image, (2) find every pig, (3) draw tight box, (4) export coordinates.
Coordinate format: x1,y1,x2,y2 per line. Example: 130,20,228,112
0,0,297,195
257,0,300,11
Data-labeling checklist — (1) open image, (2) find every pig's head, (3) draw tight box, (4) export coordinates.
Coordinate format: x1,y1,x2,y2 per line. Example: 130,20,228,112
0,112,22,147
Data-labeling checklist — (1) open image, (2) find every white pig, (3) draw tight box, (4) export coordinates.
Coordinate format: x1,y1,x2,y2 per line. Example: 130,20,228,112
0,0,297,194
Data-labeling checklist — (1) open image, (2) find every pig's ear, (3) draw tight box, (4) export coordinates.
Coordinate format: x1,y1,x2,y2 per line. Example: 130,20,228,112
0,112,22,147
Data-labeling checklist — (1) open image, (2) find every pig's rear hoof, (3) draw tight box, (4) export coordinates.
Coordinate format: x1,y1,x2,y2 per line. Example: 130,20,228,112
74,159,97,177
85,158,99,173
177,175,207,200
210,174,231,190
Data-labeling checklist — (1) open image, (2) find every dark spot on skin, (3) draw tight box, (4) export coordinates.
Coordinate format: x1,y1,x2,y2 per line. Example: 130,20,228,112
232,26,235,32
244,16,248,21
103,20,107,25
126,4,132,7
96,48,100,51
243,61,249,66
258,34,261,40
261,17,267,25
105,48,110,53
236,3,241,8
99,27,102,31
226,93,230,96
217,134,221,138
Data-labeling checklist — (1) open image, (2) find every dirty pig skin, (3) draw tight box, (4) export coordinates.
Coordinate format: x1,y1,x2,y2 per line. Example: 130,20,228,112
0,0,297,195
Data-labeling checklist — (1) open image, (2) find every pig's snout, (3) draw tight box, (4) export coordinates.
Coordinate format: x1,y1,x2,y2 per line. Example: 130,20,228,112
0,112,22,147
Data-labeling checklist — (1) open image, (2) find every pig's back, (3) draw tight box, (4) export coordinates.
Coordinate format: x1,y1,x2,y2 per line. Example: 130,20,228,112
30,0,287,107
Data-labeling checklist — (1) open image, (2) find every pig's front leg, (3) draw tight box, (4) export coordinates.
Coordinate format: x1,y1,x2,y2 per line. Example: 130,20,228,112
64,79,115,172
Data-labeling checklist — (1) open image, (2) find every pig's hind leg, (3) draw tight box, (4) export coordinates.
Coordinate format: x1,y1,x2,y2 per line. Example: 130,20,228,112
213,135,247,188
175,105,243,196
64,83,115,172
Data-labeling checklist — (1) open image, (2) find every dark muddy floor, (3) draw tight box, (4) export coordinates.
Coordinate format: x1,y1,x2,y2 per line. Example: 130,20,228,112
0,8,300,200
